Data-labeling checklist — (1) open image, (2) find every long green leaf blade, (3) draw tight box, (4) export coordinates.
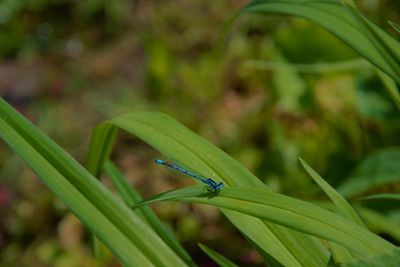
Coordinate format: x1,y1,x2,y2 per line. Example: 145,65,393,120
359,194,400,202
377,70,400,110
389,21,400,34
87,112,330,266
0,118,151,266
242,0,400,83
198,243,239,267
0,99,187,267
133,186,396,255
104,161,196,266
299,158,364,262
300,158,365,227
341,249,400,267
338,148,400,197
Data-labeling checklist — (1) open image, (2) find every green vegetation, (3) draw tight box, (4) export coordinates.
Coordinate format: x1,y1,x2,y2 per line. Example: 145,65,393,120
1,1,399,266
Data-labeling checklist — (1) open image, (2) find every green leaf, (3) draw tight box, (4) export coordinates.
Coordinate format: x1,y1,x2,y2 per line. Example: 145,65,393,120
0,118,150,266
299,158,365,263
198,243,238,267
0,98,186,267
342,1,400,79
299,158,364,227
326,242,354,265
87,112,330,267
359,194,400,202
87,123,117,178
358,207,400,242
389,21,400,34
338,148,400,197
132,186,396,256
241,0,400,83
312,201,400,244
376,69,400,111
104,161,196,266
340,248,400,267
104,161,144,210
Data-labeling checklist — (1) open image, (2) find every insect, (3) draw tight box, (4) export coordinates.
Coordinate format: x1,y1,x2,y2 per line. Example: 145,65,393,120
155,159,224,193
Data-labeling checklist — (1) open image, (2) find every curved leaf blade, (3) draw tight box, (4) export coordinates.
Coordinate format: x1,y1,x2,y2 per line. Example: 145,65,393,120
87,112,330,267
133,186,396,256
359,194,400,202
0,99,187,267
104,161,196,267
300,158,365,227
338,148,400,197
241,0,400,83
0,118,152,266
341,248,400,267
198,243,239,267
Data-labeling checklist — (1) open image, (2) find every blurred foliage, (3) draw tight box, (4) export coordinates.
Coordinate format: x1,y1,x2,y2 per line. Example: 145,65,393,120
0,0,399,266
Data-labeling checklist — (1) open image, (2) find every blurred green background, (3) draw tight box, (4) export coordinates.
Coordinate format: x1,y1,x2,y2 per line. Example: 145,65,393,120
0,0,399,266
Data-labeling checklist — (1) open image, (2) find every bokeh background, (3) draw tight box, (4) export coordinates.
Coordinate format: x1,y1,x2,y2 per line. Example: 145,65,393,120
1,0,400,266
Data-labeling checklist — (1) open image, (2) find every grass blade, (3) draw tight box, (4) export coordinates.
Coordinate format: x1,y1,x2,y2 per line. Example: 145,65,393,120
104,161,196,266
338,148,400,197
86,112,330,266
198,243,239,267
358,207,400,242
340,249,400,266
0,98,187,267
299,158,365,227
299,158,362,262
389,21,400,34
242,0,400,83
87,123,117,177
359,194,400,202
133,186,396,256
0,116,150,266
342,1,400,73
377,69,400,111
